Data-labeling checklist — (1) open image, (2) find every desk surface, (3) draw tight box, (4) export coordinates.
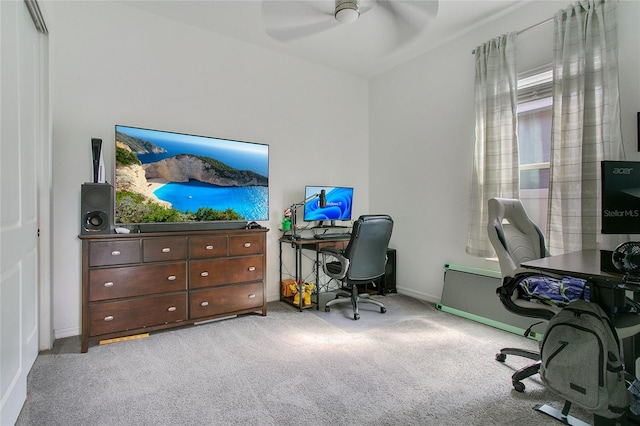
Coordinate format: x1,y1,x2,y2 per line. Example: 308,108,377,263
521,249,631,316
521,249,623,283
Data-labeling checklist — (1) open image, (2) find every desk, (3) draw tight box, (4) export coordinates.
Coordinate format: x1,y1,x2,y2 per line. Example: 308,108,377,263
279,235,350,311
520,249,633,315
521,249,640,378
520,249,620,281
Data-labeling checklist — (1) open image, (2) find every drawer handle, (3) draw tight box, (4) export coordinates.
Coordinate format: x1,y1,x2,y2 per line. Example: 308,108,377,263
248,266,256,272
167,306,177,312
104,282,114,288
167,275,176,281
200,271,209,277
111,250,121,256
200,301,209,307
244,242,251,248
104,315,114,322
248,294,256,299
205,245,214,250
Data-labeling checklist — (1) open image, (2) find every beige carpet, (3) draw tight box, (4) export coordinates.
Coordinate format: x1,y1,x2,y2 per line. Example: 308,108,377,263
17,294,594,425
310,292,416,332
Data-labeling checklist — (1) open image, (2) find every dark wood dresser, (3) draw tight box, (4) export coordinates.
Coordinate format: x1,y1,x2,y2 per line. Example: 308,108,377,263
79,228,268,352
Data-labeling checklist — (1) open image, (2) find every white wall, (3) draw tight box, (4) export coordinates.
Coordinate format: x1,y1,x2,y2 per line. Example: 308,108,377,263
48,0,640,338
369,0,640,302
49,1,369,338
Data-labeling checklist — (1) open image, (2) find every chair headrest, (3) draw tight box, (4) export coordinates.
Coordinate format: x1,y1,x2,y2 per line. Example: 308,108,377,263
487,198,547,278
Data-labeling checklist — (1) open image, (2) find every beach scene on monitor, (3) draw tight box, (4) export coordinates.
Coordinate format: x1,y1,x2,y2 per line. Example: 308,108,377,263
115,125,269,224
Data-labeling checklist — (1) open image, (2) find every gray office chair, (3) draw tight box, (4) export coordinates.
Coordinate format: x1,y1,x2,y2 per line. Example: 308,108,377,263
321,214,393,320
487,197,558,392
487,198,640,393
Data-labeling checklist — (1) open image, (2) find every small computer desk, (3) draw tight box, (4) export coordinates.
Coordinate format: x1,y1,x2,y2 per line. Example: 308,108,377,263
520,249,635,314
521,249,640,375
279,234,350,311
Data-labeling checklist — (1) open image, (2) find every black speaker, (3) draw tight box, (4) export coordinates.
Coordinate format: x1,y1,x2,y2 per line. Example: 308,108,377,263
378,248,397,294
80,183,113,235
91,138,102,183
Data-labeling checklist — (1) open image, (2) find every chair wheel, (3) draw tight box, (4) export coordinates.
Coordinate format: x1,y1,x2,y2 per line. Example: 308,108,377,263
513,381,525,392
325,306,330,312
354,313,360,320
380,307,386,314
496,353,507,362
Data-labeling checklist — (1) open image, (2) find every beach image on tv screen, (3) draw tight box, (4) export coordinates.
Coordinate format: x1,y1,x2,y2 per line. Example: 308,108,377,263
115,125,269,224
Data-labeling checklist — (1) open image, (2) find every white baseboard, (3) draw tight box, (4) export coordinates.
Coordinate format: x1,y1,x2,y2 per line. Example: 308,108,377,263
54,326,80,339
395,287,441,304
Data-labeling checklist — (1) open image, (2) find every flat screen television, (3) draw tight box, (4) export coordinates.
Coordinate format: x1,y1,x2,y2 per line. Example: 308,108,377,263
303,185,353,225
601,160,640,234
115,125,269,231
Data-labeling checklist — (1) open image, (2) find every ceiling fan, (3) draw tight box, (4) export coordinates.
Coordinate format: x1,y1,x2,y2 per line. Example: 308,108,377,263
261,0,439,46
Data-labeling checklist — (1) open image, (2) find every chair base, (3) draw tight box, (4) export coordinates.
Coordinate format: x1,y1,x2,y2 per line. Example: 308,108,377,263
535,403,592,426
325,287,386,320
496,347,541,392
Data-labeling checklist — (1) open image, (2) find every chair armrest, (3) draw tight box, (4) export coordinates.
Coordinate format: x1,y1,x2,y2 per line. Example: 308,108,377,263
320,248,349,280
496,274,560,321
513,267,562,280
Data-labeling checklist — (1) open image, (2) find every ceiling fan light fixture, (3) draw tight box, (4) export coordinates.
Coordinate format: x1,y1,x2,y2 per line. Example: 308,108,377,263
335,1,360,24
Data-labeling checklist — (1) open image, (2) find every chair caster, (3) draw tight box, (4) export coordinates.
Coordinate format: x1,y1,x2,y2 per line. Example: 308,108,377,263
380,307,386,314
354,313,360,320
496,353,507,362
512,381,525,392
325,306,330,312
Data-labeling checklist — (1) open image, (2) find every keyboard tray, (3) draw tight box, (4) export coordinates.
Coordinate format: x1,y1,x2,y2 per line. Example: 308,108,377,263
313,233,351,240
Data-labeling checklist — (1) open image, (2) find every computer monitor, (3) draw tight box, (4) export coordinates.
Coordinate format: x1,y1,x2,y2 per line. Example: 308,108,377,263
601,160,640,234
303,185,353,225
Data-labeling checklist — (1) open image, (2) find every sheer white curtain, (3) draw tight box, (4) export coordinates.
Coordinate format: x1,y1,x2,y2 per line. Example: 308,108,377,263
466,33,519,258
547,0,624,255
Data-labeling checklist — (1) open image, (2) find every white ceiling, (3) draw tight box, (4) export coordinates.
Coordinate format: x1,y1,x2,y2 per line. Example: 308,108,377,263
121,0,527,78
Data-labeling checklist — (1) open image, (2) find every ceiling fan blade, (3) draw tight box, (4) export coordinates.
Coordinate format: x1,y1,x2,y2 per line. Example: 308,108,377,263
376,0,425,47
265,19,339,42
399,0,439,18
262,0,337,42
358,0,376,15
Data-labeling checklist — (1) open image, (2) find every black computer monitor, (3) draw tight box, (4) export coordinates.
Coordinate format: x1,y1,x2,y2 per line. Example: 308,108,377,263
601,160,640,234
303,185,353,225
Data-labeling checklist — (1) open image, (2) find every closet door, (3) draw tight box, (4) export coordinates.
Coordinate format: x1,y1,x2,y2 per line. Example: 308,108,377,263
1,1,42,424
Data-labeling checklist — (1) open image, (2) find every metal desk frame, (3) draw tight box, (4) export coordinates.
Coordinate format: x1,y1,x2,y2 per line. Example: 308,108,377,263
278,234,349,311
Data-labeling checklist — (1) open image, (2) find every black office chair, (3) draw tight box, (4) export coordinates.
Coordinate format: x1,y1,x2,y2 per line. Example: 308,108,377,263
321,214,393,320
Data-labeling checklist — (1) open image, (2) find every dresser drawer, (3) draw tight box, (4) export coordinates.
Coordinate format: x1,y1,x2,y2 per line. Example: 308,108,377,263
190,282,263,319
143,237,188,262
89,240,140,267
229,235,264,256
189,256,263,289
89,293,187,337
189,236,228,259
89,263,187,302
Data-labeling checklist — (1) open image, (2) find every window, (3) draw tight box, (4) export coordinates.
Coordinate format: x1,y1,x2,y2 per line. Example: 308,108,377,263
517,68,552,236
